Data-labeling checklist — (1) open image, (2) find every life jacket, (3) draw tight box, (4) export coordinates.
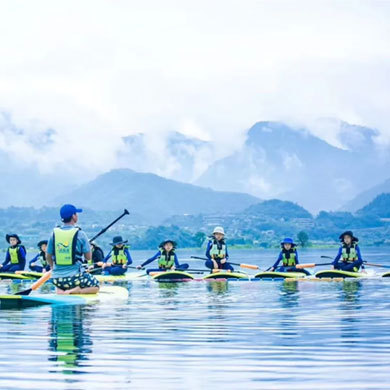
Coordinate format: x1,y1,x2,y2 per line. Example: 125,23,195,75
38,251,48,267
53,227,80,266
209,239,227,259
8,245,26,265
341,243,358,263
282,249,297,266
91,246,104,264
110,246,129,265
158,249,175,269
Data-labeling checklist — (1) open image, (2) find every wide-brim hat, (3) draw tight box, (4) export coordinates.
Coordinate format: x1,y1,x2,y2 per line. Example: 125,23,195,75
281,237,296,247
37,240,48,248
339,231,359,242
110,236,128,246
159,240,177,248
212,226,225,235
6,234,21,245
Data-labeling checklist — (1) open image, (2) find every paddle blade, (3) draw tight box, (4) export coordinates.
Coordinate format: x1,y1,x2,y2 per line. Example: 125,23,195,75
15,271,52,296
240,264,259,270
296,263,316,269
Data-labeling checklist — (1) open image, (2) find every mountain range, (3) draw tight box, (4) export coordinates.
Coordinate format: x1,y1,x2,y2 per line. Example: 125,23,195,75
51,168,260,224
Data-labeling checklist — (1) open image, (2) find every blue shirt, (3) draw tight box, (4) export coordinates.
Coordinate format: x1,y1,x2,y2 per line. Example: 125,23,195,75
272,250,300,269
141,251,180,268
332,245,363,265
205,240,229,260
47,225,91,278
2,246,26,269
29,253,50,271
103,247,133,265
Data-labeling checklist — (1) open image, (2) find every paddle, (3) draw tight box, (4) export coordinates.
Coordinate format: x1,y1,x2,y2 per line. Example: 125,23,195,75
321,255,390,269
190,256,259,270
295,262,334,269
16,209,130,296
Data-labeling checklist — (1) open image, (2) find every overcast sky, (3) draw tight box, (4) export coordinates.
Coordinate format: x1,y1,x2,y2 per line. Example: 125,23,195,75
0,0,389,178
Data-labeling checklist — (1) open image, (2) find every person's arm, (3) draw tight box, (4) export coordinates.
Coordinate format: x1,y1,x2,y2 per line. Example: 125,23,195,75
29,254,39,266
19,247,26,269
125,248,132,265
271,252,283,270
295,250,299,264
225,245,229,260
141,252,160,267
205,241,212,260
79,231,92,264
356,246,363,262
0,250,10,267
103,252,112,263
332,247,342,266
46,234,54,270
174,253,180,267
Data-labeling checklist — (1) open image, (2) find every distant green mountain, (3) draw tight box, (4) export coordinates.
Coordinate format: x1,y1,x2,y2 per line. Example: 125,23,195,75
52,169,260,224
243,199,312,220
357,193,390,218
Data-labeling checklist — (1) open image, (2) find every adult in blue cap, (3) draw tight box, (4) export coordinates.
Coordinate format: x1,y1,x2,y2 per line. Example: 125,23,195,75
269,238,310,275
46,204,100,294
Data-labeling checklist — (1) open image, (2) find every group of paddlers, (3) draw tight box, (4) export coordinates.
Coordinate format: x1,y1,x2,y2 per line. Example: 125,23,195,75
0,204,364,294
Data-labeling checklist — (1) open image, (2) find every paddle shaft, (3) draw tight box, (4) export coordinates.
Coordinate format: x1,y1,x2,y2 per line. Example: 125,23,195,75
89,209,130,242
190,256,259,269
296,262,334,269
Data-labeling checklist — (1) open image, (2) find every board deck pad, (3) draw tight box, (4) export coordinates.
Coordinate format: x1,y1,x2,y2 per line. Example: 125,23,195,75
315,270,364,279
202,272,248,280
254,271,307,279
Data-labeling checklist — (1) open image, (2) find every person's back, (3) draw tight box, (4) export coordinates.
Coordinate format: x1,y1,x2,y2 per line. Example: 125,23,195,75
46,204,99,295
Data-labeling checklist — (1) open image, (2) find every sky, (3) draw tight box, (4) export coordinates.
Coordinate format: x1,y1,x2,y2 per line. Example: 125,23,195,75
0,0,389,180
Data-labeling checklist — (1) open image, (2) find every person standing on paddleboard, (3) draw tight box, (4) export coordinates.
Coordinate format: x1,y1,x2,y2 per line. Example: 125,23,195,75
46,204,100,295
205,227,234,272
102,236,133,276
269,238,309,275
29,240,50,273
137,240,189,274
0,234,26,273
332,231,364,272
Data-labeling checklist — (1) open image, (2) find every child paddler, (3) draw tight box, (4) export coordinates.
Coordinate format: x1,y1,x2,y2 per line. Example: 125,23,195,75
29,240,50,273
270,238,310,274
332,231,363,272
46,204,99,295
0,234,26,273
205,227,234,272
102,236,133,275
137,240,189,274
87,241,105,273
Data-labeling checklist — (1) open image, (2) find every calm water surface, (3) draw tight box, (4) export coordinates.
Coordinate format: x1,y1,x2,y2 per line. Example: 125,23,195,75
1,248,390,389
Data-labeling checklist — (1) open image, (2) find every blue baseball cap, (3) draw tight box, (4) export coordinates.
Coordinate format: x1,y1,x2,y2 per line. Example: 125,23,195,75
60,204,83,220
281,238,296,245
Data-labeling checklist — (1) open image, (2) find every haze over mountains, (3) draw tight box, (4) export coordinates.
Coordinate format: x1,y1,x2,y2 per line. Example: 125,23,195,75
1,116,390,215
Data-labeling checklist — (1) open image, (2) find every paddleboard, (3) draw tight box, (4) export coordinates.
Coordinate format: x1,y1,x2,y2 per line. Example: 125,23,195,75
382,272,390,277
0,286,128,309
96,272,146,282
202,272,249,280
253,271,307,279
151,270,195,282
315,270,365,279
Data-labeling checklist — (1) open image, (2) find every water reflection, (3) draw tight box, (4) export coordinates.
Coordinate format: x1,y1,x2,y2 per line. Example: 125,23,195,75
49,305,92,374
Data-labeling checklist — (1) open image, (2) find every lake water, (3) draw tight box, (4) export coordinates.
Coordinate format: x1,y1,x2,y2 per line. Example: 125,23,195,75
1,248,390,389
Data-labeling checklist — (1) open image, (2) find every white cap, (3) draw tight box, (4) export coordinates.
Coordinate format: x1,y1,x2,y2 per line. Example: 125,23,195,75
213,226,225,235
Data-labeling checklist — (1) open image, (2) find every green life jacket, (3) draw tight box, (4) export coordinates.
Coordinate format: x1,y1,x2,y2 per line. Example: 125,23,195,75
282,250,297,266
9,246,24,265
158,249,175,269
110,246,129,265
53,227,80,266
209,239,227,259
341,244,358,263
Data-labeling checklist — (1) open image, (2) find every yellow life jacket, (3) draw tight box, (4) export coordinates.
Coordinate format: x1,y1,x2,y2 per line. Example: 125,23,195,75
341,244,358,263
53,227,80,266
9,246,24,264
110,246,129,265
158,250,175,269
282,250,297,266
209,240,226,259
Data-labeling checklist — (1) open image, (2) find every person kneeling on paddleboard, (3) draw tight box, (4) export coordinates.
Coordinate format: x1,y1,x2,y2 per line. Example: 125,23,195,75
87,241,105,274
0,234,26,273
102,236,132,276
332,231,363,272
205,227,234,272
137,240,189,274
46,204,99,295
270,238,310,275
29,240,50,273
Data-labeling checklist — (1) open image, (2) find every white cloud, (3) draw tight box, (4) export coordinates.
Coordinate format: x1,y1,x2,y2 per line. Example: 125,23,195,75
0,0,389,180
